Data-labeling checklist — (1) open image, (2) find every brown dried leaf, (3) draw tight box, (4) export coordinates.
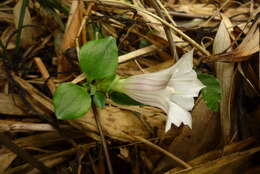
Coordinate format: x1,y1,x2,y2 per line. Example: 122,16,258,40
133,0,188,48
0,151,16,173
0,93,26,116
214,18,235,144
12,74,54,114
60,1,84,52
58,0,84,79
68,106,162,142
165,137,256,173
167,146,260,174
208,19,259,62
154,99,220,173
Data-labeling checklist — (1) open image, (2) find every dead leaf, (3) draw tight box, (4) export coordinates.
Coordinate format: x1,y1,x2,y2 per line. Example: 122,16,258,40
214,18,236,144
58,0,85,79
154,99,220,173
207,19,259,62
166,146,260,174
133,0,188,49
0,93,26,116
165,137,257,174
0,151,17,173
68,106,157,142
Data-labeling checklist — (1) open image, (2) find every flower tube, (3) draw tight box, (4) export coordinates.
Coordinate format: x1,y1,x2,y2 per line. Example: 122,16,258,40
112,50,205,132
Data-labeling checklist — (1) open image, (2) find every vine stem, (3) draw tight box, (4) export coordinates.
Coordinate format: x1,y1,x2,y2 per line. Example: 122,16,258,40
91,100,114,174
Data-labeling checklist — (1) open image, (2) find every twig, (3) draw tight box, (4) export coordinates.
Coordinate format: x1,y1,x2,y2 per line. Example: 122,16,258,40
0,132,55,174
150,0,179,60
128,134,192,169
6,143,96,173
89,0,211,56
34,57,56,95
0,121,58,132
91,100,114,174
156,0,177,26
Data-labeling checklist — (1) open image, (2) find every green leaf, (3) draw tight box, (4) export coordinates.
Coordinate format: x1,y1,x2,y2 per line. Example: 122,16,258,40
93,92,106,108
79,36,118,81
198,73,221,112
53,83,91,120
110,92,143,105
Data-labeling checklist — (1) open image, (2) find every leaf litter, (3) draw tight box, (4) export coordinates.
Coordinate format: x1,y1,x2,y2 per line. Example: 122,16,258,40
0,0,259,174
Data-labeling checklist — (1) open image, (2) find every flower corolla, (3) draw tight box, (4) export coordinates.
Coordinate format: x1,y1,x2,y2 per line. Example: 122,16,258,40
112,50,205,132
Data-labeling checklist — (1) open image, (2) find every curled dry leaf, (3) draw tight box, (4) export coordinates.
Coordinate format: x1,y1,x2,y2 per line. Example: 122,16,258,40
207,19,259,62
214,18,235,144
13,0,34,47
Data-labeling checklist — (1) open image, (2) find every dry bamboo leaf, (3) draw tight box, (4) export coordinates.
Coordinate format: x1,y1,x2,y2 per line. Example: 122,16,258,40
58,0,84,79
0,26,16,50
234,20,259,57
213,20,232,54
13,0,34,47
208,19,259,62
168,4,217,16
0,151,16,173
0,132,74,173
133,0,188,48
214,19,235,144
154,99,220,173
0,93,26,116
0,120,55,132
12,74,54,113
0,11,13,23
27,157,68,174
15,132,71,148
165,137,256,173
60,0,84,51
166,146,260,174
68,106,162,142
118,45,159,63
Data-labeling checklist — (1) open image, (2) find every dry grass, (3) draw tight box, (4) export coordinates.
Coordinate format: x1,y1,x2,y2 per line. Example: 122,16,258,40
0,0,259,173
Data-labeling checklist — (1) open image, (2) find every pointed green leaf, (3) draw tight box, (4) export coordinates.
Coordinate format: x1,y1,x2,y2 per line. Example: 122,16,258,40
198,73,221,112
53,83,91,120
79,36,118,81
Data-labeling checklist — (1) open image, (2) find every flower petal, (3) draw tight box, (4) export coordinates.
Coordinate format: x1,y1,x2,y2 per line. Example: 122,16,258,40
170,95,194,111
165,102,192,132
170,50,194,76
168,68,205,97
125,89,169,112
169,78,205,97
123,64,176,91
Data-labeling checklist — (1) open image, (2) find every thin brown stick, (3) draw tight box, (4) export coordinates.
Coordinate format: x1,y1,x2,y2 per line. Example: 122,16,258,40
34,57,56,95
150,0,179,60
129,134,192,169
91,100,114,174
90,0,211,56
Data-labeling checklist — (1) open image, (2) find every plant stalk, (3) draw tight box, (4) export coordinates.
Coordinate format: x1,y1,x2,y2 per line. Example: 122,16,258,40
91,100,114,174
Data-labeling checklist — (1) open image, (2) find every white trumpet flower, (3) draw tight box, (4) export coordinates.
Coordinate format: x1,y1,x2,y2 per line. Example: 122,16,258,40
112,50,205,132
